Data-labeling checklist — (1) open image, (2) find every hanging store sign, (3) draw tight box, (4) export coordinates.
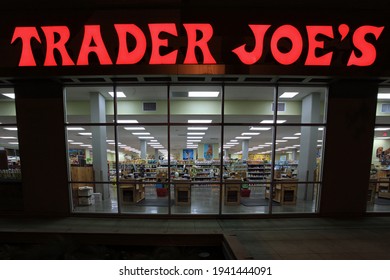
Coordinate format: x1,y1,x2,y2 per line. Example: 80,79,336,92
10,23,384,67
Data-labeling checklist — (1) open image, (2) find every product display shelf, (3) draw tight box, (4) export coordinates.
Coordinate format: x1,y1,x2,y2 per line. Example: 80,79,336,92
265,178,297,205
247,161,271,186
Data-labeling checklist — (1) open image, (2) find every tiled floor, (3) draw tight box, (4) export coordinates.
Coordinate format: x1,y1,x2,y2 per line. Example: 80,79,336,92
1,216,390,259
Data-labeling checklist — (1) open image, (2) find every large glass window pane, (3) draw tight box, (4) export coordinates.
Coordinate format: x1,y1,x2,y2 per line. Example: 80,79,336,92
170,125,221,215
65,86,114,123
116,86,167,123
277,86,327,124
272,125,323,214
0,88,22,211
67,125,117,214
222,125,274,214
117,125,168,214
368,88,390,212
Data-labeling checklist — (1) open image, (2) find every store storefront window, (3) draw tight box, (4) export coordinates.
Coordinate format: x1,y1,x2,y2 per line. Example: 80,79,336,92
368,88,390,212
0,88,22,211
64,82,327,216
65,86,118,213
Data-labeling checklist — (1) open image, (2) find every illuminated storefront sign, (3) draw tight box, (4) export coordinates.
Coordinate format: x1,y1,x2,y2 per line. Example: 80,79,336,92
10,23,384,67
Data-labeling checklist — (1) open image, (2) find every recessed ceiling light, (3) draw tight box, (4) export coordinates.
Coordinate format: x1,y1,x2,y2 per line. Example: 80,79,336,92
250,127,271,131
3,127,18,131
318,127,324,131
260,120,286,124
70,142,83,145
106,139,115,142
226,142,239,145
242,132,260,136
187,127,208,130
108,91,126,98
317,140,323,142
187,132,205,135
80,144,92,147
188,120,212,123
375,128,390,131
378,93,390,99
293,144,300,147
188,139,201,142
283,137,299,140
235,136,252,139
118,120,138,123
132,132,150,135
187,136,203,139
67,127,84,131
280,92,299,98
230,139,238,142
8,142,18,145
138,136,154,139
150,139,158,142
124,127,145,130
276,140,288,142
188,91,219,97
78,132,92,136
2,93,15,99
294,133,301,136
0,136,17,139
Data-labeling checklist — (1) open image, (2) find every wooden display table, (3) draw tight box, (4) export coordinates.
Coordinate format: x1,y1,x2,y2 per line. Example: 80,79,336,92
224,179,241,205
119,178,145,204
377,177,390,199
265,178,297,205
173,179,191,206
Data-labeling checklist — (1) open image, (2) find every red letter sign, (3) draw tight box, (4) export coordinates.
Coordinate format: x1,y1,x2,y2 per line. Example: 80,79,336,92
305,26,334,66
42,26,74,66
271,25,303,65
115,24,146,64
77,25,113,65
11,27,41,66
183,23,216,64
148,23,178,64
347,25,384,66
232,25,270,65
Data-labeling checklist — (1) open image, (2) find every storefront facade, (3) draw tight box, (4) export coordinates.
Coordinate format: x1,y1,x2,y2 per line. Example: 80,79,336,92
0,1,388,217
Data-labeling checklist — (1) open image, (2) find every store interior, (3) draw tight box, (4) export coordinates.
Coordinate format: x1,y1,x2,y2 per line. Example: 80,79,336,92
1,84,390,215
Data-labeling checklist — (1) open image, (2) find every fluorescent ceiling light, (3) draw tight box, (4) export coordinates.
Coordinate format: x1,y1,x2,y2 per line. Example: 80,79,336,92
241,132,260,136
317,145,322,147
138,136,154,139
108,91,126,98
118,144,127,147
2,93,15,99
258,144,270,147
67,127,84,131
70,142,83,145
106,140,115,142
250,127,271,131
235,136,252,139
226,142,239,145
148,142,160,145
283,137,299,140
293,144,300,147
280,92,299,98
375,128,390,131
188,91,219,97
223,146,231,149
375,137,390,140
188,139,201,142
124,127,145,130
78,132,92,136
0,136,17,139
132,132,150,135
188,127,208,130
378,93,390,99
80,144,92,147
8,142,19,145
276,140,288,142
187,146,198,148
260,120,286,124
187,136,203,139
150,139,158,142
3,127,18,131
294,133,301,136
187,132,205,135
118,120,138,123
318,127,324,131
230,139,238,142
317,140,323,142
188,120,212,123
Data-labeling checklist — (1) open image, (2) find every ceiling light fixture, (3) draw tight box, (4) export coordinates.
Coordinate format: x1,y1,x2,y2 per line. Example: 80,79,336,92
242,132,260,136
108,91,126,98
260,120,286,124
188,120,212,123
67,127,84,131
124,127,145,130
2,93,15,99
378,93,390,99
187,127,208,130
280,92,299,98
188,91,219,97
250,127,271,131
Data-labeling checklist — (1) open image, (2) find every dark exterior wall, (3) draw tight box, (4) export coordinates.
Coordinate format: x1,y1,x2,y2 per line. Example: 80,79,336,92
14,80,70,216
320,80,378,217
